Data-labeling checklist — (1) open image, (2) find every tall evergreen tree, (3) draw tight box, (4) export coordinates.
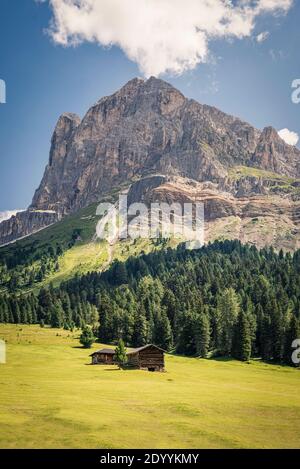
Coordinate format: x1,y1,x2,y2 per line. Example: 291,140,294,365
260,314,272,361
232,311,252,361
195,313,210,358
50,300,64,328
114,339,127,368
217,288,240,356
153,309,173,351
79,325,95,349
132,310,149,347
176,311,197,356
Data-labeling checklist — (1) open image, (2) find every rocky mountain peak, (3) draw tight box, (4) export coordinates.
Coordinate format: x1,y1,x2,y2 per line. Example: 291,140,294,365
116,75,183,97
90,76,186,121
261,126,281,142
49,112,81,166
2,77,300,248
27,77,300,214
252,126,300,176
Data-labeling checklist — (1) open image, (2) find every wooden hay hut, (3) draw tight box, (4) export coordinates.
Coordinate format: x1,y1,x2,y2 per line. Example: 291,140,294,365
126,344,165,372
90,348,115,365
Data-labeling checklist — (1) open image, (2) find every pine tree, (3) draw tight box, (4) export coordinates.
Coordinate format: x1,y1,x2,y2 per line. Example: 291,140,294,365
217,288,240,356
79,325,95,348
269,299,284,362
38,288,53,323
260,314,272,361
122,308,135,345
232,311,252,361
50,300,64,328
176,311,197,356
132,310,149,347
113,262,128,286
61,292,72,328
162,289,177,329
195,313,210,358
98,294,115,343
90,305,100,335
114,339,127,368
255,304,264,357
153,309,173,351
12,300,21,324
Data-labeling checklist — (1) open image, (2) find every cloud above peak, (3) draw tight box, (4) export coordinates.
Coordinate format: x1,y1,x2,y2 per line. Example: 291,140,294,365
278,128,299,146
43,0,293,77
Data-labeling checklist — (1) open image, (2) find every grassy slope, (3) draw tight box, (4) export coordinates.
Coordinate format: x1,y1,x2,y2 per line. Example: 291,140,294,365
0,324,299,449
0,203,99,255
41,237,178,291
228,165,298,182
229,166,300,194
0,192,180,293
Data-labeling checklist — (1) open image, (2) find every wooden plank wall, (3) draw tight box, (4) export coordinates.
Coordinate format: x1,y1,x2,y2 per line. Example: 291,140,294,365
127,346,164,370
139,346,164,369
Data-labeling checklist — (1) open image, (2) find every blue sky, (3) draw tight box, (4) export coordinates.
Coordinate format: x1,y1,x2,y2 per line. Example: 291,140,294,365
0,0,300,212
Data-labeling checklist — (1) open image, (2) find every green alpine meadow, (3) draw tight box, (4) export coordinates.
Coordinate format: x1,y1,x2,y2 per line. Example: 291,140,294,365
1,0,300,454
0,324,300,449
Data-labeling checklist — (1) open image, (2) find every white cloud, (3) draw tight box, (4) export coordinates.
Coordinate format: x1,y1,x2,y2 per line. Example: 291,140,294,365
256,31,269,43
42,0,293,77
278,128,299,146
257,0,292,11
0,210,25,224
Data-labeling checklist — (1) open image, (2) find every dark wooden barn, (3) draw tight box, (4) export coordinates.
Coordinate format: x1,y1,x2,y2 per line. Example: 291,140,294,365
90,344,165,371
127,344,165,372
90,348,115,365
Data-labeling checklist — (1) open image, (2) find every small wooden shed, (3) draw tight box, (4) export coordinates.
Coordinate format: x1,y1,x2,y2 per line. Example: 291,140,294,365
90,348,115,365
127,344,165,372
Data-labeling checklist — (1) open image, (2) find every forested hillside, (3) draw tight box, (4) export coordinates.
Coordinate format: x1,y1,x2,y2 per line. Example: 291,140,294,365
1,240,299,366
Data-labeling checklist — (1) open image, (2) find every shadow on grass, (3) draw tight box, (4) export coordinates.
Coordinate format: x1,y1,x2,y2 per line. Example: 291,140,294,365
168,352,248,364
104,368,122,371
209,356,237,363
72,345,93,349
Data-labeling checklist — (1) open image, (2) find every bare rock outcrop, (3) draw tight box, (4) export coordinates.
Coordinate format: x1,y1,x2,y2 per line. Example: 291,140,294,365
30,77,300,219
1,76,300,247
0,210,60,246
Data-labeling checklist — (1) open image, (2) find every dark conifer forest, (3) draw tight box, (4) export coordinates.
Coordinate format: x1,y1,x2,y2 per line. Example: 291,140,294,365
1,240,300,366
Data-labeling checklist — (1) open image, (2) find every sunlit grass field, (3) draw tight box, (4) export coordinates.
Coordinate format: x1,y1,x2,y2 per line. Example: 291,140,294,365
0,324,299,449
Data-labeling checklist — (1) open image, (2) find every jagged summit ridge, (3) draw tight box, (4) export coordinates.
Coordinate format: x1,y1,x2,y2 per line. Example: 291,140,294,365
1,76,300,247
30,76,300,216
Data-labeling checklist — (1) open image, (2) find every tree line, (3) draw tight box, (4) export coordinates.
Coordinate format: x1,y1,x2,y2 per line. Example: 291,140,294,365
0,228,83,290
0,240,299,366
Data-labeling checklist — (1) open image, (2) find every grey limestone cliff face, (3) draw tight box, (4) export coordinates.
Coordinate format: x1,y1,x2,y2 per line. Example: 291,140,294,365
252,126,300,177
1,76,300,246
31,112,81,215
0,210,60,246
30,76,300,216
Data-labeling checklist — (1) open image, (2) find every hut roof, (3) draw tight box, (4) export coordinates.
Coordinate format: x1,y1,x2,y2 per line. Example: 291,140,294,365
90,348,115,356
90,344,165,357
127,344,165,356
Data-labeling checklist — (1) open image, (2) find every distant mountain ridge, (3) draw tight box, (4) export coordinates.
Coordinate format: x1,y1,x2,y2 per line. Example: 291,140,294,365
1,76,300,249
